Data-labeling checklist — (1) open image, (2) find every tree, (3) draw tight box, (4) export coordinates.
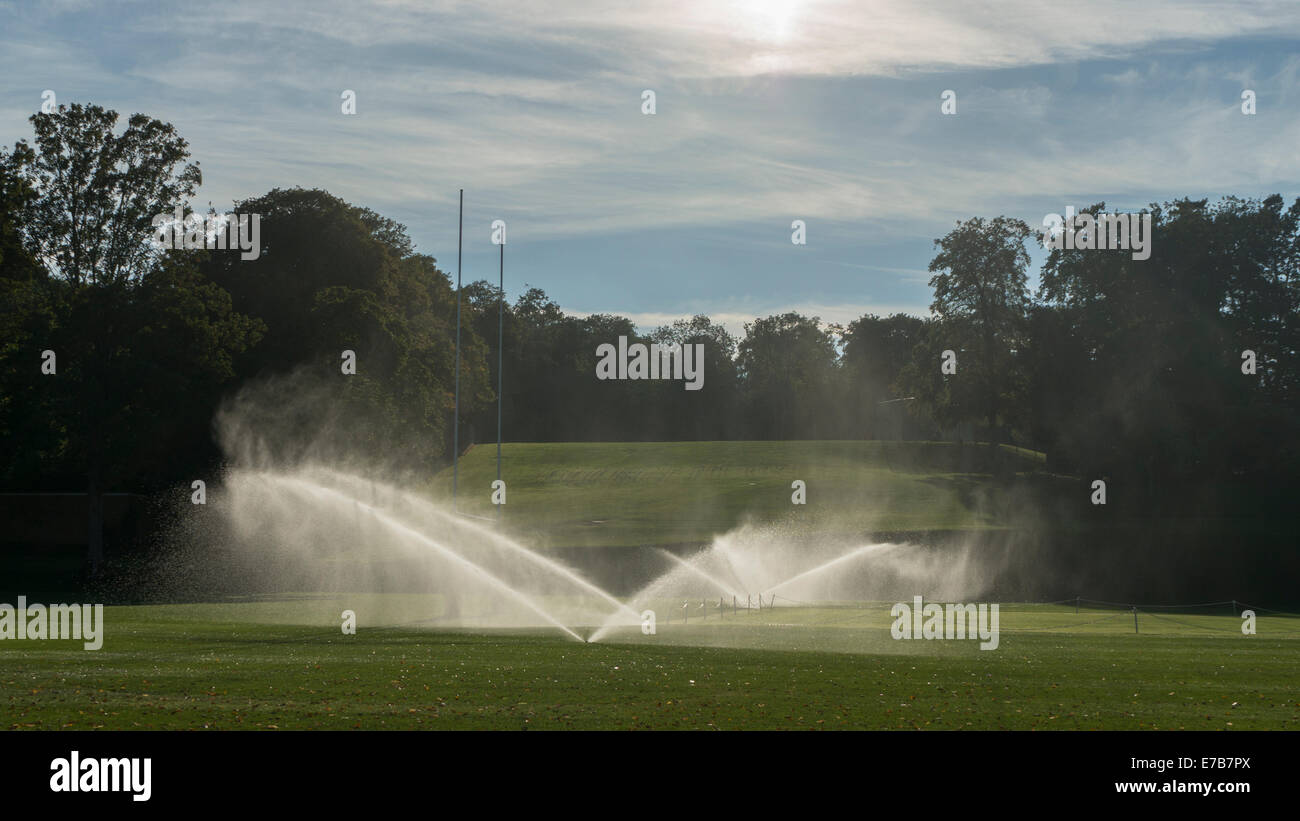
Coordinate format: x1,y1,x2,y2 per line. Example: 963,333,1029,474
894,316,971,439
650,315,741,440
842,313,925,438
1036,198,1300,504
199,188,490,471
6,104,259,572
557,312,640,441
462,279,512,449
921,216,1032,450
0,148,62,488
737,312,842,439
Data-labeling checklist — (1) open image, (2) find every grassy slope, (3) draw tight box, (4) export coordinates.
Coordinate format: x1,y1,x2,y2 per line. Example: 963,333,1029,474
430,441,1052,548
2,603,1296,730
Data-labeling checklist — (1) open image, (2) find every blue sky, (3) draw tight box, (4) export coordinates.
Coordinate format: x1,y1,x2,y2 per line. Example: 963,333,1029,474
3,0,1299,336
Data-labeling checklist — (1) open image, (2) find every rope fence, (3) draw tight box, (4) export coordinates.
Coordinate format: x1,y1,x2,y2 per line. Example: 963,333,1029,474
651,593,1300,635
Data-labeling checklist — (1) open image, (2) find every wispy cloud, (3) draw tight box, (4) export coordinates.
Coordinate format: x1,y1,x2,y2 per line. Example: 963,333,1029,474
3,0,1299,323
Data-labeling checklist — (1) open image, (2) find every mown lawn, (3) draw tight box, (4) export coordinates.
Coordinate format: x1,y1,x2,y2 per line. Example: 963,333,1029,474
430,440,1055,547
2,601,1295,730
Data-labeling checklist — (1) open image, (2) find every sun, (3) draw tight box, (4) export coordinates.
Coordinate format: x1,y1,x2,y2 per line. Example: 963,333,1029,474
733,0,804,43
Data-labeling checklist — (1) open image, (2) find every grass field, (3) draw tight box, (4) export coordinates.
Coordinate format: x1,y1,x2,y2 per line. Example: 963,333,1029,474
3,599,1297,730
430,440,1058,547
4,440,1294,731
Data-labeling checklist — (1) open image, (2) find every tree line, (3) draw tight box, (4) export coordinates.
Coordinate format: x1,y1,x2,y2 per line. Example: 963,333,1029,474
2,105,1297,568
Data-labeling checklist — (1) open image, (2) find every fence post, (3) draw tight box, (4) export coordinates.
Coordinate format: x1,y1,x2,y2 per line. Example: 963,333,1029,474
1132,606,1138,634
1075,596,1079,615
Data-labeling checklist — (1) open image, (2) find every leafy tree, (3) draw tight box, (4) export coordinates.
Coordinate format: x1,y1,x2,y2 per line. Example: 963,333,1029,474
4,104,260,570
462,279,513,449
842,313,925,438
502,287,570,441
650,315,741,440
737,312,842,439
1037,198,1300,503
894,316,972,438
918,216,1033,449
0,148,61,487
557,312,640,441
200,188,486,472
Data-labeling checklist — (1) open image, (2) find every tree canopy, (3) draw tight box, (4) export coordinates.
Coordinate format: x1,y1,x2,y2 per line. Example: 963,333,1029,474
2,102,1297,573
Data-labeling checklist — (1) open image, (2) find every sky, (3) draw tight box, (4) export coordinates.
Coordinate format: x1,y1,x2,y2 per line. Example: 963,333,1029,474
3,0,1300,336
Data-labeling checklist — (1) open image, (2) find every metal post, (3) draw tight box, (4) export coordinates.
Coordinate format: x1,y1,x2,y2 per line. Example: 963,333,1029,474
452,189,463,509
496,236,503,523
1132,606,1138,634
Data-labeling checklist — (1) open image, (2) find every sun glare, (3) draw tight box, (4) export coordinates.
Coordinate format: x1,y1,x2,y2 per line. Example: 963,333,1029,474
734,0,804,42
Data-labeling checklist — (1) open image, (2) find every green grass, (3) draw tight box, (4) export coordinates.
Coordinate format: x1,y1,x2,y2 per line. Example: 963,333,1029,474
3,600,1296,730
6,442,1288,731
431,441,1054,547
